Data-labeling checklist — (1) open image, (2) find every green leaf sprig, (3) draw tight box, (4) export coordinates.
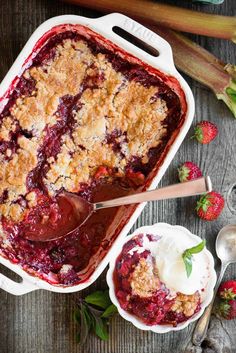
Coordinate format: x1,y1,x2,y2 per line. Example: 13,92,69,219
74,290,117,344
182,240,206,278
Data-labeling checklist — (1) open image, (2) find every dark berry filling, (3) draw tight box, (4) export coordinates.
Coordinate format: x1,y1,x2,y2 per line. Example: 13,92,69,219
114,235,201,326
0,25,187,286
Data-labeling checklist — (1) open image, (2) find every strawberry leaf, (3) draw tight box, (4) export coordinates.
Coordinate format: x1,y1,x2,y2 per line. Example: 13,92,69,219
178,165,189,182
217,300,231,319
196,194,212,212
182,240,206,277
221,288,236,300
193,126,203,142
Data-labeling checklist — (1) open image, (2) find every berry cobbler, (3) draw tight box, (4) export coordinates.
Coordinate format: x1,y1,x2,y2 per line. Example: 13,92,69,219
0,24,187,286
114,233,209,327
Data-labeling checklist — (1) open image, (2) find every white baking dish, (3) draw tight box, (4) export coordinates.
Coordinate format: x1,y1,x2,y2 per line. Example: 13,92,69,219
0,13,194,295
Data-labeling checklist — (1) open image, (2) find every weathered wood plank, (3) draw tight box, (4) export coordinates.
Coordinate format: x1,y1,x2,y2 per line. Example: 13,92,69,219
0,0,236,352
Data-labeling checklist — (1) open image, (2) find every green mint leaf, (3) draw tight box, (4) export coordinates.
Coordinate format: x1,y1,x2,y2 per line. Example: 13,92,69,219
75,290,114,343
76,332,81,343
93,317,109,341
85,290,111,309
182,240,206,278
73,308,81,323
78,304,91,345
226,87,236,103
87,300,110,341
101,304,118,318
186,240,206,255
83,306,94,331
87,304,103,318
182,254,193,278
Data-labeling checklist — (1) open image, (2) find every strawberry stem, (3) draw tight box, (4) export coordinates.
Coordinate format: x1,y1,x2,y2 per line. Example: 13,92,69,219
193,126,203,143
196,194,211,212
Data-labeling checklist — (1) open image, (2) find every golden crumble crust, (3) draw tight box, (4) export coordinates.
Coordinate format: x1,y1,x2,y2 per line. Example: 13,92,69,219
25,191,38,208
0,37,170,222
130,258,160,297
110,81,167,161
44,53,167,194
0,116,16,141
0,136,38,221
171,292,200,317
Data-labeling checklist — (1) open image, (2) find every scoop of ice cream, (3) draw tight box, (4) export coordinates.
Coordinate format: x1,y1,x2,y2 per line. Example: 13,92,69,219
151,232,209,295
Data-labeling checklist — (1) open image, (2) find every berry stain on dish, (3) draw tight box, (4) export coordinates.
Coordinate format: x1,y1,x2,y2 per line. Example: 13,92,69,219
113,232,210,327
0,24,187,286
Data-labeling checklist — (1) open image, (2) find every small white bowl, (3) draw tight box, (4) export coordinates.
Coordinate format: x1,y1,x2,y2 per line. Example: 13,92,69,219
106,223,217,333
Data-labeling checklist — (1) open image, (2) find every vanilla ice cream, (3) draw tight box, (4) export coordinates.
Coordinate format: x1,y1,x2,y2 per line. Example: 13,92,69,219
129,229,209,296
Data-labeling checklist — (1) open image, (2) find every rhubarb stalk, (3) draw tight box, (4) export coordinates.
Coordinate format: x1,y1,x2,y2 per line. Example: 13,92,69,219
151,27,236,117
61,0,236,42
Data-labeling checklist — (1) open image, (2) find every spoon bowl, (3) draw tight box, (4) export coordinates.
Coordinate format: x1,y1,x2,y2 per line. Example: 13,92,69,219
25,176,211,242
193,223,236,346
216,224,236,264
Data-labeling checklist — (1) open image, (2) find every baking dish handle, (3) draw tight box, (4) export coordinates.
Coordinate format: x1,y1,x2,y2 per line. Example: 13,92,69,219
0,273,38,295
93,13,174,71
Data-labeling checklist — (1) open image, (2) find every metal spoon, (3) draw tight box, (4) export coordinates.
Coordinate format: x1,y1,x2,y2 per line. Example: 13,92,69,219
192,224,236,346
26,176,212,242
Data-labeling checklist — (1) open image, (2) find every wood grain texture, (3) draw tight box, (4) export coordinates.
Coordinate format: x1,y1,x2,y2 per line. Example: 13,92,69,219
0,0,236,352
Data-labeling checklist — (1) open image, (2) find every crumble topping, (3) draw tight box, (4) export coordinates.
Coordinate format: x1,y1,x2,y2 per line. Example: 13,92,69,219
130,257,160,297
26,191,37,208
0,135,38,221
43,53,167,195
108,81,167,160
11,40,92,134
171,292,200,317
0,35,172,223
0,27,185,288
0,116,16,141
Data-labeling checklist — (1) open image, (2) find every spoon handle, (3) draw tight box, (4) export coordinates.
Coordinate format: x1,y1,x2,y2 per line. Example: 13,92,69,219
95,177,212,210
192,262,228,346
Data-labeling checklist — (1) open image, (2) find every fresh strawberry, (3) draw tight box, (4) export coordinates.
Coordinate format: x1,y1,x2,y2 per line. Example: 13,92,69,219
216,299,236,320
193,121,218,144
196,191,224,221
218,280,236,300
178,161,202,182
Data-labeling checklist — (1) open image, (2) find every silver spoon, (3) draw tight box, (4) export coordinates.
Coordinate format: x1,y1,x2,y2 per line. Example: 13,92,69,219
192,224,236,346
26,176,212,242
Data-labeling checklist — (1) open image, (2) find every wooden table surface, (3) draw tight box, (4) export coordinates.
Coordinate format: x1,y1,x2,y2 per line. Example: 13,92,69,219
0,0,236,352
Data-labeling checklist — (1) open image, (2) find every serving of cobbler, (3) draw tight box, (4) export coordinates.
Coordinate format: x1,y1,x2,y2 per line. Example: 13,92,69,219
0,24,186,285
114,234,201,327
